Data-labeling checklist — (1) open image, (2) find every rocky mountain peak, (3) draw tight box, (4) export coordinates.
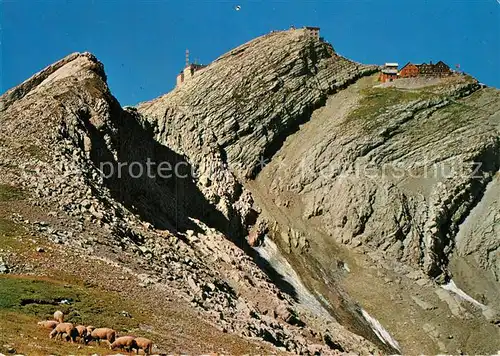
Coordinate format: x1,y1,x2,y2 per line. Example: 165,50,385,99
1,52,106,112
138,29,377,179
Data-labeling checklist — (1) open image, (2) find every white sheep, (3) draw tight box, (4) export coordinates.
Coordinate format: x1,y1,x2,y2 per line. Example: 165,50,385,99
53,310,64,323
49,322,78,343
89,327,116,345
74,325,88,343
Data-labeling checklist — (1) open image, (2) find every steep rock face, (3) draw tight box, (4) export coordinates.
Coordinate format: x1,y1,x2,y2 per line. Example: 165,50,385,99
3,29,500,354
135,30,500,353
139,30,376,179
0,52,381,354
0,52,107,113
258,78,500,279
136,29,500,283
451,171,500,306
1,52,187,232
248,76,500,353
137,29,377,240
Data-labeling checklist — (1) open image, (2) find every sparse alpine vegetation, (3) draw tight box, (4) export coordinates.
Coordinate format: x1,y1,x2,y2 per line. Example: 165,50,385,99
0,184,24,202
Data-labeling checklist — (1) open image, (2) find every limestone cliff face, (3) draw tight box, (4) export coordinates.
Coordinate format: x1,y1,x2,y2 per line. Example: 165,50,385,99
246,77,500,353
137,29,499,283
138,30,376,179
0,51,382,354
135,29,500,353
0,52,195,232
137,28,377,240
258,80,500,279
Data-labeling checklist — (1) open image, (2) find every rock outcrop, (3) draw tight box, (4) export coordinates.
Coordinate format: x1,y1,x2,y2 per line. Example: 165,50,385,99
135,29,500,353
136,29,499,283
0,51,381,354
258,78,500,278
137,29,377,241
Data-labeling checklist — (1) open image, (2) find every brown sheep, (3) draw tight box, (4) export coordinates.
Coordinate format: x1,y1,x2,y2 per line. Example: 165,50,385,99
110,336,137,352
135,337,153,355
75,325,88,343
37,320,59,329
53,310,64,323
49,322,78,343
89,327,116,345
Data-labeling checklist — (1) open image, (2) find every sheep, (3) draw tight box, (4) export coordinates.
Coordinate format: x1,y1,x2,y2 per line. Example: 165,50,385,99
75,325,88,344
37,320,59,329
110,336,137,352
49,322,78,343
89,327,116,345
134,337,153,355
53,310,64,323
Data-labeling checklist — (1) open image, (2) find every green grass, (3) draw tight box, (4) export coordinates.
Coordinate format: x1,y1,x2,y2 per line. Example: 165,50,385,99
0,276,146,332
344,86,444,135
0,184,24,202
348,73,479,126
0,218,25,250
0,218,22,236
0,275,155,354
350,87,434,121
0,310,113,356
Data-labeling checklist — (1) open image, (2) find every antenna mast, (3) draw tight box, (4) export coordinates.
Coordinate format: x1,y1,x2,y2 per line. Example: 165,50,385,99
185,49,189,67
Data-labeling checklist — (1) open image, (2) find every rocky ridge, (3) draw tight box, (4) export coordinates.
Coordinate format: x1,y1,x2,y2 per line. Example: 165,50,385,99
248,75,500,354
0,51,380,354
135,29,500,353
137,30,376,239
1,27,499,354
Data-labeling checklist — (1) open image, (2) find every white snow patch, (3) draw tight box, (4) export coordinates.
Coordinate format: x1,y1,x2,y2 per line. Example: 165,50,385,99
442,279,486,309
361,308,401,353
254,239,333,318
256,239,401,353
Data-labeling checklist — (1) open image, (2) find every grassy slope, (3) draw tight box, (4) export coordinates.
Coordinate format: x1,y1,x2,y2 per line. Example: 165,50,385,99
0,180,278,355
0,184,24,203
346,75,478,135
0,184,135,354
0,276,149,332
0,276,138,355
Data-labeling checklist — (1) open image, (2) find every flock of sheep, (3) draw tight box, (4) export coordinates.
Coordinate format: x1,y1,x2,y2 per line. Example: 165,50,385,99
37,310,153,354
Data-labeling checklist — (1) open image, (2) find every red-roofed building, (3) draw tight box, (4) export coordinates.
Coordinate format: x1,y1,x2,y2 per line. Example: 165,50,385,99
399,62,419,78
379,63,399,82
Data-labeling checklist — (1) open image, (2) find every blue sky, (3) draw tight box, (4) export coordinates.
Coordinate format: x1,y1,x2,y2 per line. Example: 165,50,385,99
1,0,499,106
